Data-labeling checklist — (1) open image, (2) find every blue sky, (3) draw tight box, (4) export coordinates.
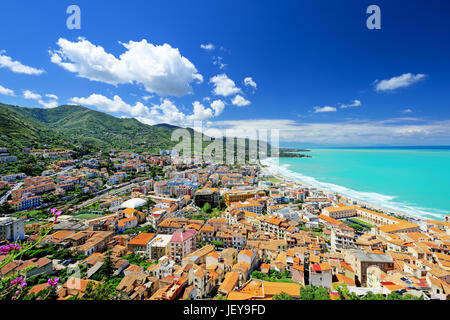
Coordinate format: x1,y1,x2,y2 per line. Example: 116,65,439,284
0,0,449,146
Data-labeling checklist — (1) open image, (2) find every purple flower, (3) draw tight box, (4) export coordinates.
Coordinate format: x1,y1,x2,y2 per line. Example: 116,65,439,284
20,281,27,288
2,243,21,255
47,277,59,287
0,245,9,255
50,207,57,214
9,243,21,251
55,210,62,217
11,276,24,286
15,290,21,296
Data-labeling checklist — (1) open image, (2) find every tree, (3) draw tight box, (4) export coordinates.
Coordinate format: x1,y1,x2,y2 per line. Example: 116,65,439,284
218,197,226,210
300,285,330,300
144,199,156,214
272,292,292,300
334,284,360,300
0,202,12,216
202,202,212,214
83,281,117,300
92,249,114,281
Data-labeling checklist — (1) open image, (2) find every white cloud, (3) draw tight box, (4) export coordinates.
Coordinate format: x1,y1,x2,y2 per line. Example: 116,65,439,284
38,99,59,109
50,37,203,96
187,101,214,122
244,77,257,89
213,56,227,70
0,85,14,96
23,90,58,108
200,43,215,51
340,99,362,109
70,93,215,127
23,90,42,100
70,94,151,117
210,74,241,97
45,94,58,100
0,51,44,75
375,73,426,92
210,99,225,116
142,95,154,101
313,106,337,113
402,108,413,113
231,95,251,107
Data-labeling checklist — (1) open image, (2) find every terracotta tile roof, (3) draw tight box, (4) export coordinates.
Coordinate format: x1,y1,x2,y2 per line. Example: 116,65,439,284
219,271,240,294
129,233,155,246
334,274,356,286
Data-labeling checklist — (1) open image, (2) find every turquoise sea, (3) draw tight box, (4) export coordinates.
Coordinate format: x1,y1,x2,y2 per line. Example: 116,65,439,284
262,147,450,220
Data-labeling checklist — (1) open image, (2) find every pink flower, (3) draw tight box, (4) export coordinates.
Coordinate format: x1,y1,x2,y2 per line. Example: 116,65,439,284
15,290,21,296
50,207,57,214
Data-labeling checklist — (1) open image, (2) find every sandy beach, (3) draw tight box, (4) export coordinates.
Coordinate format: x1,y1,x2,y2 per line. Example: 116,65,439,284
259,159,427,223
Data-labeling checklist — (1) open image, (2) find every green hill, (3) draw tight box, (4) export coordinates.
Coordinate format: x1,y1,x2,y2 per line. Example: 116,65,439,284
0,103,68,150
2,104,178,153
0,102,278,162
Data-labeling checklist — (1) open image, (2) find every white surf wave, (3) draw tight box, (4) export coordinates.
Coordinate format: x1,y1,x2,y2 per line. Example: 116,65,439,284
261,158,448,220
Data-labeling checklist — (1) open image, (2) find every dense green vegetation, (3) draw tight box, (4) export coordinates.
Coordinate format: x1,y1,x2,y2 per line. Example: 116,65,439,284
0,103,274,164
251,269,294,283
300,285,330,300
122,253,156,269
122,224,155,235
334,284,423,300
272,292,293,300
0,103,183,156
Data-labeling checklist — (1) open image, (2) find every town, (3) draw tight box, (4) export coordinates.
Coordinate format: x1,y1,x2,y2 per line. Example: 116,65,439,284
0,147,449,300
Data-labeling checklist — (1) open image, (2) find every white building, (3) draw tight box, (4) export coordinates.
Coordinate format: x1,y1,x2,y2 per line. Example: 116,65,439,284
0,217,25,242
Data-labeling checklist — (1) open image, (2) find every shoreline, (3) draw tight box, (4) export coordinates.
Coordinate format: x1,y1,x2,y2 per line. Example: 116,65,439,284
259,158,431,223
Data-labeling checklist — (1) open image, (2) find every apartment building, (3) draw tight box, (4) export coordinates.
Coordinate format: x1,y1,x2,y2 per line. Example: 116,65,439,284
345,249,394,286
223,189,266,206
169,228,197,263
148,234,172,260
0,217,25,242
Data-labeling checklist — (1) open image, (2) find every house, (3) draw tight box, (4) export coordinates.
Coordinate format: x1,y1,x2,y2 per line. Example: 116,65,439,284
192,266,212,298
169,228,197,263
345,249,394,286
218,272,239,296
309,262,332,289
76,231,114,256
237,249,258,272
128,233,155,256
122,208,146,224
227,279,301,300
193,188,219,208
147,256,175,279
182,245,215,267
116,272,159,300
118,217,138,232
0,217,25,242
148,234,172,260
59,278,99,299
